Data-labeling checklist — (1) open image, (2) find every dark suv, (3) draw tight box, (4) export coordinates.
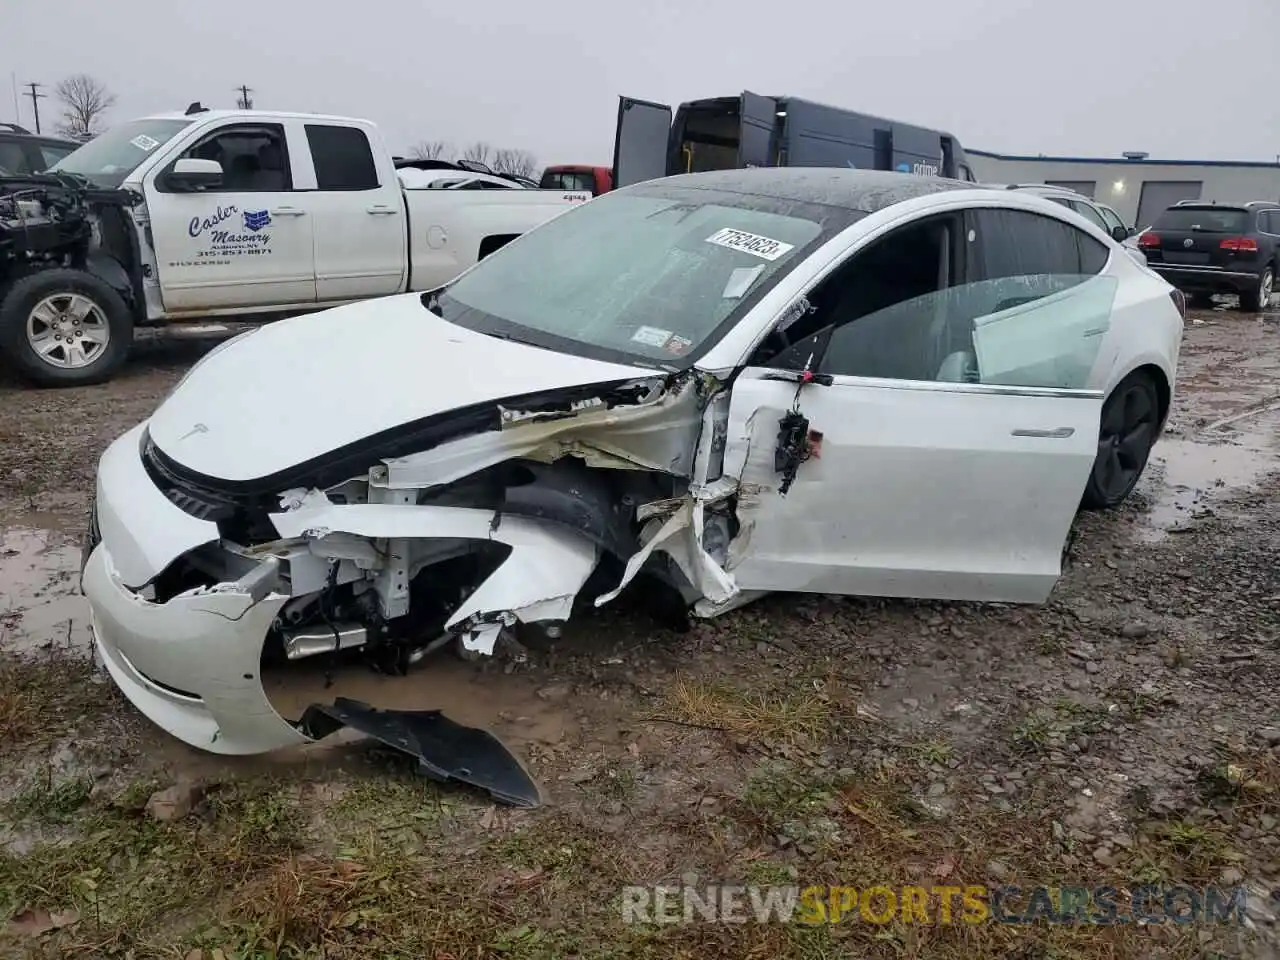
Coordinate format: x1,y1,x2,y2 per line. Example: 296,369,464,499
1139,200,1280,311
0,123,79,177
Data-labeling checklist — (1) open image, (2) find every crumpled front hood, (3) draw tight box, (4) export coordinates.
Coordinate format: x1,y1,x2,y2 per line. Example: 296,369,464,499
147,294,650,483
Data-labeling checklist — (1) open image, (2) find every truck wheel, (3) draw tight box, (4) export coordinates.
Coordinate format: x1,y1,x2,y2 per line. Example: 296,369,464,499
0,269,133,387
1238,267,1273,313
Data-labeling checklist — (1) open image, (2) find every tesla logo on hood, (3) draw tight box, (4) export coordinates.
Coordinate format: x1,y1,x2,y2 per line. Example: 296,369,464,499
178,423,208,441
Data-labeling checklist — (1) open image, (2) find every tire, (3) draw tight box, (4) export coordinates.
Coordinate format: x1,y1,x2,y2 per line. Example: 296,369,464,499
1081,371,1160,511
0,269,133,387
1237,267,1273,313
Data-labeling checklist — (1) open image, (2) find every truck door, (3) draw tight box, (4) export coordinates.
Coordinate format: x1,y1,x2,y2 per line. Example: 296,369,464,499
738,91,779,168
302,121,407,302
612,96,672,189
146,122,318,312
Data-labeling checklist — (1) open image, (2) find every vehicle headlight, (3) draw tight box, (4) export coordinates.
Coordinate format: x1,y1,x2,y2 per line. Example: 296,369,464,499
159,327,259,406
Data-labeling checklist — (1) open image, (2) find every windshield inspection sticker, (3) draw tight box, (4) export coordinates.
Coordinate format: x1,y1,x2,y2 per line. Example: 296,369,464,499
705,227,795,262
664,334,693,356
129,134,162,151
630,326,673,348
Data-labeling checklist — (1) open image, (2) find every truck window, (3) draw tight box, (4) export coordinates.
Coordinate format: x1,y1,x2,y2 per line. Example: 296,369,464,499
305,124,380,191
166,123,292,193
0,141,27,174
541,171,594,192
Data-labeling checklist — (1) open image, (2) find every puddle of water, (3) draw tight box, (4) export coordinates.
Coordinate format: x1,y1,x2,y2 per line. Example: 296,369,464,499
1136,413,1280,542
263,656,576,750
0,528,90,655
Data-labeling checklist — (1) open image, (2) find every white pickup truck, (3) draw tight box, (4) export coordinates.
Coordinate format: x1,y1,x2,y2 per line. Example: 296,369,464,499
0,109,589,386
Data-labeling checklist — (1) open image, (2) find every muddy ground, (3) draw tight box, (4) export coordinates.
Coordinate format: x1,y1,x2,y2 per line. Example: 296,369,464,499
1,308,1279,958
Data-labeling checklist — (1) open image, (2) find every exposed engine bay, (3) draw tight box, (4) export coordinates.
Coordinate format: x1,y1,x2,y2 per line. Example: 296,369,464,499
0,172,142,306
131,369,754,673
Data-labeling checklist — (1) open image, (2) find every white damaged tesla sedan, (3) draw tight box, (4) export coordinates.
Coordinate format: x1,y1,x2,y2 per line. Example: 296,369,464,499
80,168,1184,782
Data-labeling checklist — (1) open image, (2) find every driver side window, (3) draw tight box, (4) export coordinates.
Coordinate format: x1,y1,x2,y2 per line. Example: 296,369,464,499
761,214,962,381
757,208,1120,391
167,123,293,193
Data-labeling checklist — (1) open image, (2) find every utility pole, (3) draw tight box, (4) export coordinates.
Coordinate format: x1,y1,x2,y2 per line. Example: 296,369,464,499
235,84,254,110
24,81,46,134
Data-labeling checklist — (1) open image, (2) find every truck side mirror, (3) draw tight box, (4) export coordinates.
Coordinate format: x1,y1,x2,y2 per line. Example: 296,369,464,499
1111,224,1129,243
167,157,223,192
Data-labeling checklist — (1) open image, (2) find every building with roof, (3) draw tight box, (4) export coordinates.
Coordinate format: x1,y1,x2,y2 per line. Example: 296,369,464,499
967,149,1280,229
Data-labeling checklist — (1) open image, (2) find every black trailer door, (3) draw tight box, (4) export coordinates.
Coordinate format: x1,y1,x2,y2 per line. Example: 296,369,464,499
612,96,673,188
738,91,779,168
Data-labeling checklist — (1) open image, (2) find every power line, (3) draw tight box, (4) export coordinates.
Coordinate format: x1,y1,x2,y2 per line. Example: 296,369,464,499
235,84,254,110
24,81,46,134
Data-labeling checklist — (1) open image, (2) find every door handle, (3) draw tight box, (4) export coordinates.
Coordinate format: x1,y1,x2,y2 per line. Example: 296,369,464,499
1011,427,1076,438
366,205,399,216
761,370,833,386
271,207,307,216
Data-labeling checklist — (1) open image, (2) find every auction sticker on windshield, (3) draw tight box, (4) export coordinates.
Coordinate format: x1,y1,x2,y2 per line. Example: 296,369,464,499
705,228,795,262
129,134,162,151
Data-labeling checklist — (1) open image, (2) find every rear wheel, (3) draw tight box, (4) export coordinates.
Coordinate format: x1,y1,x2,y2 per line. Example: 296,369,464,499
1238,267,1273,313
1081,371,1160,510
0,269,133,387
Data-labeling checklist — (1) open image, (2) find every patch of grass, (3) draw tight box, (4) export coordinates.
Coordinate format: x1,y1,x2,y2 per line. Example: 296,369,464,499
1125,819,1240,885
0,658,104,749
1009,711,1053,753
910,738,953,766
0,776,307,955
6,772,93,824
659,675,830,744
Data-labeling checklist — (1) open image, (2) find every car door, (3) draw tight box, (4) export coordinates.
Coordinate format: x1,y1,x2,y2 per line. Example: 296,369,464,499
303,122,407,302
146,120,317,311
720,206,1117,604
738,91,778,168
612,95,672,189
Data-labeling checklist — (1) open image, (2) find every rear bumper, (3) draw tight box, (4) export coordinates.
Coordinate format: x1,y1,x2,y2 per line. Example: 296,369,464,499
1148,264,1260,292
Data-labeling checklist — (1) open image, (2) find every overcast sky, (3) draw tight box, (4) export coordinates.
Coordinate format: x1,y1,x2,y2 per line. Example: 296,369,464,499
5,0,1278,167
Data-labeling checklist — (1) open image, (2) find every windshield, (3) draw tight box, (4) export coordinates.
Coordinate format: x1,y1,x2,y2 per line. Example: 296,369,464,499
435,184,862,367
1154,207,1249,233
51,118,193,187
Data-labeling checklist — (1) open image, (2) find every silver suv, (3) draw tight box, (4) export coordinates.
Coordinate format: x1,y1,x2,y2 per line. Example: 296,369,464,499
987,183,1147,265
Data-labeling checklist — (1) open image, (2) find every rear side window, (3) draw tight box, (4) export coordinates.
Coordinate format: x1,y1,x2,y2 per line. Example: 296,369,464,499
1071,200,1111,234
0,140,29,174
1154,207,1249,233
305,124,379,191
1097,204,1126,233
972,208,1108,280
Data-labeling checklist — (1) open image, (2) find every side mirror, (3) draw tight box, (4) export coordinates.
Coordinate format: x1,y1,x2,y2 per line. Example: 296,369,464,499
167,157,223,191
1111,224,1129,243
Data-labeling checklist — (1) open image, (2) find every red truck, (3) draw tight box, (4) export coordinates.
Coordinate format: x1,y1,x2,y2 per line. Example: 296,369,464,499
539,164,613,196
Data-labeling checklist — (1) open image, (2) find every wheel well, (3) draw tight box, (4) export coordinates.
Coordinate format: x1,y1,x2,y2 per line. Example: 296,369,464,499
478,234,519,260
1130,363,1171,429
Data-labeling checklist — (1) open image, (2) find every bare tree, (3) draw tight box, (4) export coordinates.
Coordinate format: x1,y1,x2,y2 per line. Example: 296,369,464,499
462,141,492,165
492,148,539,179
55,74,116,139
411,140,453,161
